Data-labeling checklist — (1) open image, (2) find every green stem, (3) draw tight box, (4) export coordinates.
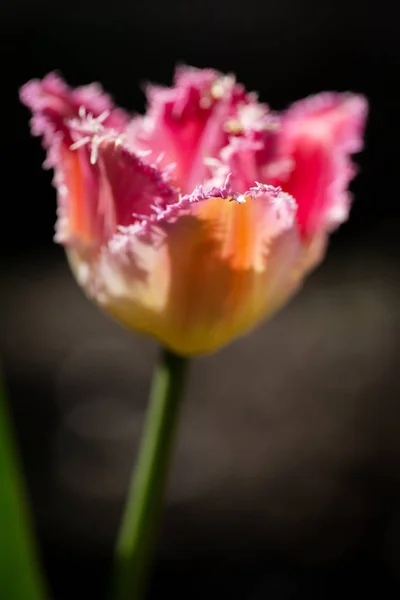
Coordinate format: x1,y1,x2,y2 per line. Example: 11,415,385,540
0,373,48,600
111,348,189,600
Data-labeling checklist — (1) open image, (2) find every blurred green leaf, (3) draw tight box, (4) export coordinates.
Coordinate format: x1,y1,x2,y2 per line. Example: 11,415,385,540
0,371,48,600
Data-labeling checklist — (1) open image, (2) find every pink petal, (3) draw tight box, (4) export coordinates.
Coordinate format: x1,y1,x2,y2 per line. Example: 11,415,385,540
20,76,176,249
274,92,368,237
60,130,176,249
20,72,129,161
205,102,283,194
126,66,249,193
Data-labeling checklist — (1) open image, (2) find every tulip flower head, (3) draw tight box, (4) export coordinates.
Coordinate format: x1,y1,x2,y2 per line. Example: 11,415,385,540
20,67,367,355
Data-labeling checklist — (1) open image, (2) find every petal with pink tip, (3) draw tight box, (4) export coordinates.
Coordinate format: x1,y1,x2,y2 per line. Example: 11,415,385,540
69,178,307,355
127,66,249,192
58,131,176,249
20,72,129,155
276,92,368,237
20,75,176,249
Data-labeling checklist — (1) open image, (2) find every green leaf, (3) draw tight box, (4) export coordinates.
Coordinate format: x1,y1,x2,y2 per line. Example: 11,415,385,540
0,370,49,600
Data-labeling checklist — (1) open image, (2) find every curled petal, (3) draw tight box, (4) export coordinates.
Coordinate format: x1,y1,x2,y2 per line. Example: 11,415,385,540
276,92,368,237
20,75,176,248
60,131,176,249
20,72,129,161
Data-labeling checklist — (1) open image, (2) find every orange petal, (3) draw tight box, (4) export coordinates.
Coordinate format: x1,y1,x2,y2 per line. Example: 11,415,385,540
69,184,306,355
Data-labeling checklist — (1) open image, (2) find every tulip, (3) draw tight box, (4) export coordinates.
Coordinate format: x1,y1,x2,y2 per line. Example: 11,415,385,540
20,67,367,600
20,68,367,355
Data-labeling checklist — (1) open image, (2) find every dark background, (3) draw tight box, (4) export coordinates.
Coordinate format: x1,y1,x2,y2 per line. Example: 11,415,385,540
1,0,400,598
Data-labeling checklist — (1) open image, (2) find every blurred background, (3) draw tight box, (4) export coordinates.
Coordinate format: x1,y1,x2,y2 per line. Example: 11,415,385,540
1,0,400,597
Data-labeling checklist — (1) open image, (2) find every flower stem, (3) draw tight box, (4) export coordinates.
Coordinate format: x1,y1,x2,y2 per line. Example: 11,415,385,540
112,348,189,600
0,372,48,600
